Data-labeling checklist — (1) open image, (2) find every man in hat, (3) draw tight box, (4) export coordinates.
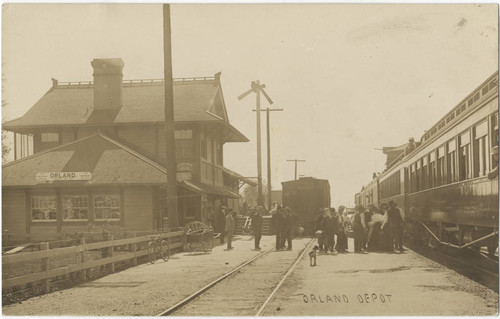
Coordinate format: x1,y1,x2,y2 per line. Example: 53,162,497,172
216,206,227,244
251,206,264,250
225,209,235,250
351,206,368,253
387,200,404,252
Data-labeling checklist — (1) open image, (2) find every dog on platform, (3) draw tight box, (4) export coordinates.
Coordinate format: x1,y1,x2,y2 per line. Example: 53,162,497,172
309,245,319,266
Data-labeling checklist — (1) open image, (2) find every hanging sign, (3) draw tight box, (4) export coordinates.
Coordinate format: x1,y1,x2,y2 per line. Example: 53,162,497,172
36,172,92,182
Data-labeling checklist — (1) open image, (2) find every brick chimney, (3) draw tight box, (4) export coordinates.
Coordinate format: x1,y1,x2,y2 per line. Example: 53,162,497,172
91,58,125,111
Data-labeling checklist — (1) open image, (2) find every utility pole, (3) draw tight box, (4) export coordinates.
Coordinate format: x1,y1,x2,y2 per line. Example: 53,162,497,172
163,4,178,229
287,159,306,180
238,81,273,207
253,107,283,210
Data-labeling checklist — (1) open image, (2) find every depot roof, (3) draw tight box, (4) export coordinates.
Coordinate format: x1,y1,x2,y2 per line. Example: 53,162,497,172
4,78,248,142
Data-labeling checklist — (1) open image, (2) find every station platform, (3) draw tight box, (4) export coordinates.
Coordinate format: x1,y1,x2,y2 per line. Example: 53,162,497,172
264,238,499,316
3,235,498,316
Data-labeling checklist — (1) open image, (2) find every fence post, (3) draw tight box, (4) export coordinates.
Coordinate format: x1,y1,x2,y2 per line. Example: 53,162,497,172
131,232,137,266
80,238,87,280
40,242,50,293
109,235,115,273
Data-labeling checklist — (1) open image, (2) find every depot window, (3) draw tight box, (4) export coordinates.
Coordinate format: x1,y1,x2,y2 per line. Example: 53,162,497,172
41,132,59,143
62,196,89,220
94,195,120,221
32,196,57,221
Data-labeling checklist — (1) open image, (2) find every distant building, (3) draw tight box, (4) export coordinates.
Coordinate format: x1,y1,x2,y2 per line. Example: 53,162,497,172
2,58,253,242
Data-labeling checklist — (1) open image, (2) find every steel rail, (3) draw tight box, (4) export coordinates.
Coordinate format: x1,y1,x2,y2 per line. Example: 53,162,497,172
156,246,275,316
255,238,316,316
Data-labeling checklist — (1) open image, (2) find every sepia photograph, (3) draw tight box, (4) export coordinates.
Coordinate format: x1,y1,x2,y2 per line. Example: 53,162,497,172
1,3,498,316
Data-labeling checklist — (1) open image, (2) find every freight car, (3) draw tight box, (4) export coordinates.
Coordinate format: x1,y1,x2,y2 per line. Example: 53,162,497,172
282,177,331,235
356,71,499,255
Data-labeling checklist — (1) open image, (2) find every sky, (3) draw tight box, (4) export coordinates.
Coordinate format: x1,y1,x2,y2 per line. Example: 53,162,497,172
2,4,498,207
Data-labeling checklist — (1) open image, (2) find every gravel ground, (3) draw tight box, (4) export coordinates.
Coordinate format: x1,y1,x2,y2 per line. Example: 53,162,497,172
171,238,311,316
2,235,277,316
262,238,499,316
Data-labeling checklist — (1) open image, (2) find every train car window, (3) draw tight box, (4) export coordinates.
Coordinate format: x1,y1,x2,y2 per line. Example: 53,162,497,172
468,97,474,107
489,80,497,90
410,163,416,193
429,152,436,188
447,140,457,183
420,158,427,190
473,92,480,103
473,121,489,177
482,85,489,95
491,113,499,170
437,146,445,186
459,131,471,181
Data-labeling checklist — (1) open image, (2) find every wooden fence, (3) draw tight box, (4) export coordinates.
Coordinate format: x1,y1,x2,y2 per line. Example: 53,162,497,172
2,230,184,293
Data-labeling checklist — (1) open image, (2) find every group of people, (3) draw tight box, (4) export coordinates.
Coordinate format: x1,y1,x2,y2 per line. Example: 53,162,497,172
314,206,350,253
314,201,404,254
351,200,404,253
270,204,297,251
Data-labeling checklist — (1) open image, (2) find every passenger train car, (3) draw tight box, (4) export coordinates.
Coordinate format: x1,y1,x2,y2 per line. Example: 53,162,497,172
356,71,499,254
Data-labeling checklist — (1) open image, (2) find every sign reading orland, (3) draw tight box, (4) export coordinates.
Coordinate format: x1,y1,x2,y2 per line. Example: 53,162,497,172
36,172,92,183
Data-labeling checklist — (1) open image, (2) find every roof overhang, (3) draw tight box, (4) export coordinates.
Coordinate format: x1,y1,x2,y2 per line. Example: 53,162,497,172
180,180,241,199
221,166,256,186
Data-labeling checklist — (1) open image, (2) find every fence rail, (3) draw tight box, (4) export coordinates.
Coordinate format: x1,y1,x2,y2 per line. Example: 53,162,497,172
2,230,184,291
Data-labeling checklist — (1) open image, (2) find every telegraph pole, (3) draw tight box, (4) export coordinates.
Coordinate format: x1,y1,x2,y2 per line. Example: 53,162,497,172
255,81,263,207
163,4,178,229
238,81,274,208
254,107,283,210
287,159,306,180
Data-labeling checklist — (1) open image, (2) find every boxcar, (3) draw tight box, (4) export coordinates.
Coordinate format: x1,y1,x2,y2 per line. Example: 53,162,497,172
282,177,330,235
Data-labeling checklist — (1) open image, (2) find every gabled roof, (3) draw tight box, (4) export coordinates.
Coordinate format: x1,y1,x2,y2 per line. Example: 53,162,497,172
4,78,248,142
2,134,168,187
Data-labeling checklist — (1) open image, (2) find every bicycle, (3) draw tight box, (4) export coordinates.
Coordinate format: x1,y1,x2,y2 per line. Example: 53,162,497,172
147,234,170,264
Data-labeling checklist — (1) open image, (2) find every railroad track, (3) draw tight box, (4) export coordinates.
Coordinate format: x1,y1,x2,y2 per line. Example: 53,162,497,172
406,242,499,292
157,238,315,316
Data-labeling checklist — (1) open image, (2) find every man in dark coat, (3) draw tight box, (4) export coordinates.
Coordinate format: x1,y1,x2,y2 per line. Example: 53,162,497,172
272,205,285,250
387,201,404,252
351,206,368,253
216,206,227,244
251,206,264,250
281,207,296,250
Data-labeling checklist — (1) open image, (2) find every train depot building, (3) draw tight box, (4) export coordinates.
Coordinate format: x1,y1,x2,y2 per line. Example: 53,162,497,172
2,58,254,242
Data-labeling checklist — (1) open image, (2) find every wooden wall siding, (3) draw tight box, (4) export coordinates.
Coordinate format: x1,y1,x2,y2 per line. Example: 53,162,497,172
117,126,156,156
123,187,154,231
28,225,59,242
2,189,27,236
